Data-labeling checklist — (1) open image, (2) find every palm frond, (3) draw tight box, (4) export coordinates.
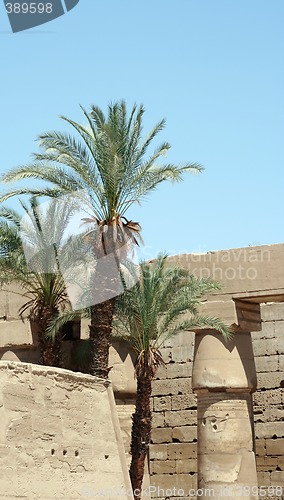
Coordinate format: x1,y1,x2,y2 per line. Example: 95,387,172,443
0,197,79,325
1,101,203,254
114,255,231,374
45,307,90,340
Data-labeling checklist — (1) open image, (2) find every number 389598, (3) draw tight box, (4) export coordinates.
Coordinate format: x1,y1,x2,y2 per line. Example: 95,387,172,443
6,3,53,14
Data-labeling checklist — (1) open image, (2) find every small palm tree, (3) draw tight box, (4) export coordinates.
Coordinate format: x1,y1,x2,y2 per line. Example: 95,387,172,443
1,101,203,379
0,197,76,367
113,254,231,500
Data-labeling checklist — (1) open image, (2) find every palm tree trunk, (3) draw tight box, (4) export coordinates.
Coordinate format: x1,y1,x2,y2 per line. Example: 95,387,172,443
129,373,152,500
38,307,63,368
88,240,121,379
89,297,116,379
39,331,63,367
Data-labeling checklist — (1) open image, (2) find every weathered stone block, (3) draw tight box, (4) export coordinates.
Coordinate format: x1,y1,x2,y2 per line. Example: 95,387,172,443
266,438,284,456
152,379,191,397
32,413,63,441
167,443,197,460
155,364,167,380
279,355,284,372
151,428,173,444
176,458,197,473
150,473,193,496
257,471,270,487
261,303,284,322
261,408,284,423
158,347,172,364
255,439,266,456
172,426,197,443
171,346,194,363
270,470,284,487
151,460,176,475
152,412,165,428
257,321,275,339
253,389,282,406
171,394,197,411
161,330,194,348
276,336,284,354
253,338,277,357
153,396,171,412
191,473,198,491
165,410,197,427
0,320,34,348
3,382,36,412
274,321,284,337
256,456,279,467
0,444,9,459
257,373,283,389
255,422,284,439
6,413,33,443
149,444,168,461
255,355,278,373
166,362,192,379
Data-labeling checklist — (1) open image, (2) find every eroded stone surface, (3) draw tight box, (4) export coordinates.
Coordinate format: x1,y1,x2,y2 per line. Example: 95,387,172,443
192,331,257,392
193,331,258,499
0,361,133,500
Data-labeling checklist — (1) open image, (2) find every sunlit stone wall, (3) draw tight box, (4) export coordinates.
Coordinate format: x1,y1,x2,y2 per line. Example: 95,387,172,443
0,361,133,500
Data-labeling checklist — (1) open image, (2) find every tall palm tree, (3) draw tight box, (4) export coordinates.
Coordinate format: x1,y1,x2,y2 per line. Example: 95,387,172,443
0,197,75,367
113,254,231,500
1,101,203,378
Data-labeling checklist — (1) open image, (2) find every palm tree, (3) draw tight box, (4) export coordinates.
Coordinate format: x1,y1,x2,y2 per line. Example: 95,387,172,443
0,197,76,367
113,254,231,500
1,101,203,378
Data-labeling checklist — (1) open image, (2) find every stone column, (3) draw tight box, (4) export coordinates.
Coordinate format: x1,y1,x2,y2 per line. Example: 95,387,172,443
192,330,258,499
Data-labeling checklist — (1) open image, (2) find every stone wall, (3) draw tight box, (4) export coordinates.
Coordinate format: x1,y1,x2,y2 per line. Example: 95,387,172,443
149,330,198,499
0,361,133,500
1,245,284,498
147,245,284,499
253,303,284,491
149,309,284,499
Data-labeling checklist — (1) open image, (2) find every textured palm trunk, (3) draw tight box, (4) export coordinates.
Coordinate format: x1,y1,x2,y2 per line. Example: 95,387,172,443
38,307,63,368
88,233,121,379
89,298,116,378
129,373,152,500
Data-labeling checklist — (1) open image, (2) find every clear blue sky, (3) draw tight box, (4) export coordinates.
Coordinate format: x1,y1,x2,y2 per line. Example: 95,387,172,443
1,0,283,260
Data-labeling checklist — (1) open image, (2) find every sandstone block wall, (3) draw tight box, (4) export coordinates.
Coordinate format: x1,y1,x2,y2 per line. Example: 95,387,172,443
149,331,198,500
0,361,133,500
253,303,284,492
149,311,284,499
1,246,284,499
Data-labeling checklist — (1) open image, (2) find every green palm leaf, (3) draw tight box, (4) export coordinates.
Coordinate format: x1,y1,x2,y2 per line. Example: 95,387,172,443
113,254,232,374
